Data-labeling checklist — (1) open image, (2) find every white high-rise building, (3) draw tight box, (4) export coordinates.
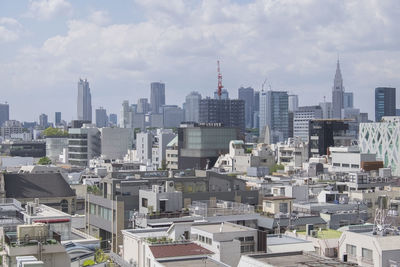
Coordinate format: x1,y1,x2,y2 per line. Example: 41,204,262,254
332,60,344,119
77,78,92,122
319,101,333,119
184,91,202,122
293,106,322,141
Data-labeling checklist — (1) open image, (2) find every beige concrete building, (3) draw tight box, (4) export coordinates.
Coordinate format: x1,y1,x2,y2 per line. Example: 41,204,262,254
262,196,294,215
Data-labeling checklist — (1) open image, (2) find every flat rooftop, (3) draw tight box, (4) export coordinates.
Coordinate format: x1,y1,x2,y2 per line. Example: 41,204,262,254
247,252,356,266
160,258,226,267
192,223,253,234
267,234,311,246
23,204,70,219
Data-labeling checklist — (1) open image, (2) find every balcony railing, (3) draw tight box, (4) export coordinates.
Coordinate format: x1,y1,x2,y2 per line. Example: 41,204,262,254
4,231,61,247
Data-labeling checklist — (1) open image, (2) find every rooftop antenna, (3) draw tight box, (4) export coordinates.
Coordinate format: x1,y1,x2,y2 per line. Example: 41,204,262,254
261,78,267,92
217,60,223,99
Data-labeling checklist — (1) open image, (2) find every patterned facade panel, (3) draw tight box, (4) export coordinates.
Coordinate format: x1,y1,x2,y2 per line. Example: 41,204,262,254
359,122,400,176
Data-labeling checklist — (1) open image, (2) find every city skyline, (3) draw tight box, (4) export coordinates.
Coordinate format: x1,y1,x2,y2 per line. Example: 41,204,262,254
1,0,400,122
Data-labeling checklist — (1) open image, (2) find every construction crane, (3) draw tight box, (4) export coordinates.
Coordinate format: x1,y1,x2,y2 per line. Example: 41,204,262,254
261,77,271,92
217,60,223,99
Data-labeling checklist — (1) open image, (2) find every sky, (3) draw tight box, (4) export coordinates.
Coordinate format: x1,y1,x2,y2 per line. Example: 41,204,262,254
1,0,400,123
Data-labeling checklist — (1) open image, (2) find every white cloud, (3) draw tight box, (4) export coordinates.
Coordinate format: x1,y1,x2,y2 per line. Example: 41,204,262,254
0,17,22,43
2,0,400,120
88,10,111,26
26,0,72,20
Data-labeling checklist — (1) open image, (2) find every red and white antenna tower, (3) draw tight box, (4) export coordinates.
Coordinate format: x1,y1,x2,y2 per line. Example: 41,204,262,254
217,60,223,99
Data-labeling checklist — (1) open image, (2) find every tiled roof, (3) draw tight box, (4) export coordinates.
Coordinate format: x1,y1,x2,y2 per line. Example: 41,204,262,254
149,242,213,259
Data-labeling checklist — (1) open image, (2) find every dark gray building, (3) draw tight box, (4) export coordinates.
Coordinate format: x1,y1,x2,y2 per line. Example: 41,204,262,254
77,78,92,122
95,107,108,128
375,87,396,122
39,113,48,128
55,112,61,125
199,98,245,133
308,119,351,157
0,103,10,127
150,82,165,114
238,87,254,129
177,123,239,169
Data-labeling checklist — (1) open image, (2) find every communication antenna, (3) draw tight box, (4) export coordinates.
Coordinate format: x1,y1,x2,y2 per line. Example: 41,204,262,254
217,60,223,99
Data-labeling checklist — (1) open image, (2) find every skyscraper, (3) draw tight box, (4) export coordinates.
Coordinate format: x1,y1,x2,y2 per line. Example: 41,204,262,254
109,113,117,126
96,107,108,128
0,103,9,127
253,91,260,129
184,91,202,122
150,82,165,114
343,92,354,108
55,112,61,125
137,98,150,114
259,91,289,144
77,78,92,122
39,113,48,128
214,89,229,100
332,60,344,119
238,87,254,128
375,87,396,122
288,94,299,112
293,106,323,141
199,98,245,133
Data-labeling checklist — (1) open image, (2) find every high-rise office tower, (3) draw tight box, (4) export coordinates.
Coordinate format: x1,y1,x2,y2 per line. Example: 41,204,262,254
120,100,131,128
238,87,254,128
39,113,48,128
0,103,9,127
259,91,289,144
199,98,245,133
184,91,202,122
332,60,344,119
343,92,354,108
109,113,117,126
288,94,299,112
319,101,333,119
55,112,61,125
77,78,92,122
375,87,396,122
293,106,323,141
137,98,150,114
213,89,229,100
150,82,165,114
96,107,108,128
253,91,260,129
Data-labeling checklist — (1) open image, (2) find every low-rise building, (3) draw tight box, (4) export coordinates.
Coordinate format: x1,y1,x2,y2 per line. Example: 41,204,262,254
339,229,400,267
214,141,275,173
191,222,258,267
262,196,294,215
275,137,308,169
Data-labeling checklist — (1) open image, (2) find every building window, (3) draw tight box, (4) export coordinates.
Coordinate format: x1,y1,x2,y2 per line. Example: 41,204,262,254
90,204,96,215
264,202,272,208
279,202,288,213
346,244,356,257
142,198,148,208
351,164,359,169
362,248,373,261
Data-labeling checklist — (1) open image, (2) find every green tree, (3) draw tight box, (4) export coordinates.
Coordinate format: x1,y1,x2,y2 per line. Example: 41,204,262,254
42,127,68,137
94,248,109,263
269,164,284,174
83,259,95,266
38,156,52,165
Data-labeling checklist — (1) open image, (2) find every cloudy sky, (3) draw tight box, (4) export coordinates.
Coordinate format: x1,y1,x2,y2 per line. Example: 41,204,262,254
1,0,400,122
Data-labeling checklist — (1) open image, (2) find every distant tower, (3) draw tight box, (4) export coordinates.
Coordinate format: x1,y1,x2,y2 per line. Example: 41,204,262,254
150,82,165,114
77,78,92,122
332,60,344,119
